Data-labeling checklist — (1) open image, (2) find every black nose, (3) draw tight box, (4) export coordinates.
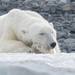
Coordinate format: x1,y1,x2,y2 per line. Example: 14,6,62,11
50,42,56,48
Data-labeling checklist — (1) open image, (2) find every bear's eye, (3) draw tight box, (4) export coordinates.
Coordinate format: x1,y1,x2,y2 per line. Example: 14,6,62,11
52,32,53,33
39,33,44,35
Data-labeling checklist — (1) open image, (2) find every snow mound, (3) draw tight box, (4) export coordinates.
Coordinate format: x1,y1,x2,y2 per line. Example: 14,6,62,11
0,53,75,75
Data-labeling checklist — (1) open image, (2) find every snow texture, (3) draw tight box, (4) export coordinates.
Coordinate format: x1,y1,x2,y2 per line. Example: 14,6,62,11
0,53,75,75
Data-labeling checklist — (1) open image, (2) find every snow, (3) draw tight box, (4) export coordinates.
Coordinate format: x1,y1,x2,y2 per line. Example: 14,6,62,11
0,53,75,75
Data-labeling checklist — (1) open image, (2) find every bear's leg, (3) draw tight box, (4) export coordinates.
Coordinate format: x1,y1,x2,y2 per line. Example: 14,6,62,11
0,29,34,53
0,40,34,53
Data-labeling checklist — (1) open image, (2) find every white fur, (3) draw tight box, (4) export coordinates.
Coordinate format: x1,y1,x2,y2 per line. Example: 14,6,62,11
0,9,60,54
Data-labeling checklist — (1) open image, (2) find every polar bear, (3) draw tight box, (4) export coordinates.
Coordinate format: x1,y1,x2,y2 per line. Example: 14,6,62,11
0,9,60,54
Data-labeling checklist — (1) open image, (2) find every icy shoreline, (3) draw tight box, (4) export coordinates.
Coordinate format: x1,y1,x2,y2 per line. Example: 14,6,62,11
0,53,75,75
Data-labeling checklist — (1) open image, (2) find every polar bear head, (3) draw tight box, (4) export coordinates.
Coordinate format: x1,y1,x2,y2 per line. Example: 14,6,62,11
21,22,57,53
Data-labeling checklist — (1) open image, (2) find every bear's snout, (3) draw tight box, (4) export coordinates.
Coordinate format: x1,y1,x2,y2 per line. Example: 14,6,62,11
50,42,56,48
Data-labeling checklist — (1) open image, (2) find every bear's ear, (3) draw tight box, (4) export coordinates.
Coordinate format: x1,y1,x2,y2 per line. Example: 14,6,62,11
21,28,28,34
49,22,54,28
